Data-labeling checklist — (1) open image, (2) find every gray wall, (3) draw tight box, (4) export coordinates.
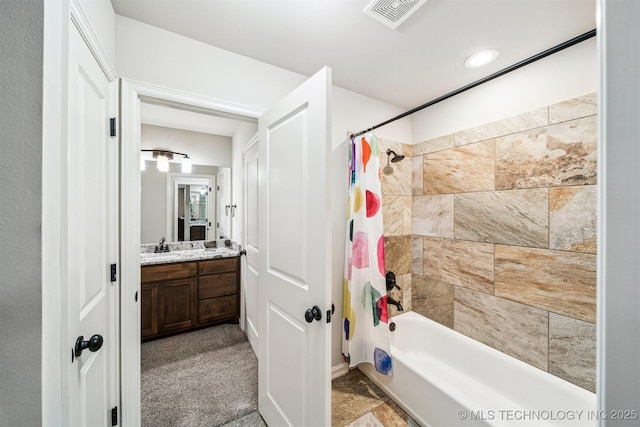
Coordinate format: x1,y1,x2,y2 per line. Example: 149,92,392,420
0,0,43,425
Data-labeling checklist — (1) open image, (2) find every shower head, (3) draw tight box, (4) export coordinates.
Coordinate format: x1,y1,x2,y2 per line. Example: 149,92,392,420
386,149,405,163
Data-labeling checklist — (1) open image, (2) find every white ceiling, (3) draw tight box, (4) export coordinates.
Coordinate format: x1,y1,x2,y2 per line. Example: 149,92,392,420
113,0,596,133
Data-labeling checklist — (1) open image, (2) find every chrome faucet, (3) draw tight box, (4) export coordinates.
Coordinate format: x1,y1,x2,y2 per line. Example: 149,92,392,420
154,237,170,253
387,296,404,312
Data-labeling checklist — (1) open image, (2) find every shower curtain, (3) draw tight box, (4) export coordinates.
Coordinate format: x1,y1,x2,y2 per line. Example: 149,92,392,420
342,134,392,375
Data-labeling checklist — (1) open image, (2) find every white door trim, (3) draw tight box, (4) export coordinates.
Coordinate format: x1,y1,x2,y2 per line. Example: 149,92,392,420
240,133,259,342
120,79,263,426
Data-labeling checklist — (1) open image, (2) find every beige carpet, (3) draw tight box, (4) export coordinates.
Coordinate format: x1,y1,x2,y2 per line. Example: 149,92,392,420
141,324,258,427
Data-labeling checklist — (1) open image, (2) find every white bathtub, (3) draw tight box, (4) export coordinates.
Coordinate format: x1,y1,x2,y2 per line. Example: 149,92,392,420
359,311,596,427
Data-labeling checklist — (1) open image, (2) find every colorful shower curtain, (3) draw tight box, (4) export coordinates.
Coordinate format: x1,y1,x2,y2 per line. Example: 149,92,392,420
342,134,392,375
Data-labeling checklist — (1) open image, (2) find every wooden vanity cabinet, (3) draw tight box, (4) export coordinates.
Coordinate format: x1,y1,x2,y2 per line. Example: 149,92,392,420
141,262,198,340
141,256,240,341
198,257,240,324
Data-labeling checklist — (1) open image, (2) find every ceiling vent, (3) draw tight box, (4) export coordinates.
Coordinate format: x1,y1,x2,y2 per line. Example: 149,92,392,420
364,0,428,30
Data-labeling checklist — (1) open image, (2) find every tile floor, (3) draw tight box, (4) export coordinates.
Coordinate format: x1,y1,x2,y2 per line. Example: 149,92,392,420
332,369,419,427
221,368,419,426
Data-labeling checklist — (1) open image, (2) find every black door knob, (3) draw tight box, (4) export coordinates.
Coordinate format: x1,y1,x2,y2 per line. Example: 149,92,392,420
75,334,104,357
304,306,322,323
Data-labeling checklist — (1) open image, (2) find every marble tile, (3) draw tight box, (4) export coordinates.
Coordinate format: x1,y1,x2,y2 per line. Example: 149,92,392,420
411,235,423,275
423,140,495,194
372,399,420,427
454,287,549,370
343,412,384,427
411,155,423,195
495,116,597,190
381,154,412,196
400,274,412,312
549,93,597,124
382,195,412,237
412,275,454,328
332,369,389,427
413,134,455,155
454,107,548,146
384,236,411,275
412,194,454,238
454,189,548,247
494,245,597,322
550,185,597,253
549,313,596,392
422,237,494,294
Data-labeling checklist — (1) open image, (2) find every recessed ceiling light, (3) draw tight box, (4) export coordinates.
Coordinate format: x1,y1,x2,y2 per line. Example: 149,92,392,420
464,49,499,69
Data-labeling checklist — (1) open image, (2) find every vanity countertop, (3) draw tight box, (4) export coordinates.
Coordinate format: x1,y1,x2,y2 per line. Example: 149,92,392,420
140,247,240,266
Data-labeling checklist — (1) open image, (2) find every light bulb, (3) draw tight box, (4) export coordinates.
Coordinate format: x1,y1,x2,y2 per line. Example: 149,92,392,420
182,156,192,174
157,155,169,172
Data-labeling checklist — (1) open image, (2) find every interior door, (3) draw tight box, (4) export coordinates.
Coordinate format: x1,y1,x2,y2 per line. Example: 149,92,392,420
258,67,332,426
66,23,119,425
243,140,260,354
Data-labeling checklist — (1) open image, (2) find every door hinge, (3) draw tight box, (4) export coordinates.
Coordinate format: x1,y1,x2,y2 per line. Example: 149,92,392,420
110,118,117,137
111,406,117,426
110,264,117,282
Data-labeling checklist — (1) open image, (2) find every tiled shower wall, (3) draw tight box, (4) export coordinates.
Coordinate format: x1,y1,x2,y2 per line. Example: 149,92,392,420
381,93,598,392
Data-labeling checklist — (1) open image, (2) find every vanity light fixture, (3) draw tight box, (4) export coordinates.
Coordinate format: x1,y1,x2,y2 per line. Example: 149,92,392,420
141,149,192,173
464,49,499,69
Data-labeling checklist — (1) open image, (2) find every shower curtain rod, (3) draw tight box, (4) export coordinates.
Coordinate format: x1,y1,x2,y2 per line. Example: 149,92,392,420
350,29,596,139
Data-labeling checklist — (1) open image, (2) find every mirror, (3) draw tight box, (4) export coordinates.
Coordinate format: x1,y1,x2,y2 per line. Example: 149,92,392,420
139,109,237,245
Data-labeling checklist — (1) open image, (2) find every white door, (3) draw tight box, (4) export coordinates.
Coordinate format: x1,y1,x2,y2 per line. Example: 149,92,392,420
217,168,231,239
258,67,332,426
66,23,119,426
243,140,260,354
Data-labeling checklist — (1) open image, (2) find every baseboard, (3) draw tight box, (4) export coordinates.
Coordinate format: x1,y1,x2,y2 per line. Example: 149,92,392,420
331,362,349,379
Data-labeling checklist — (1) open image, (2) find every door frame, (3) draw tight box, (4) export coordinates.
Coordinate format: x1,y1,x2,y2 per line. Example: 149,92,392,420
120,79,262,425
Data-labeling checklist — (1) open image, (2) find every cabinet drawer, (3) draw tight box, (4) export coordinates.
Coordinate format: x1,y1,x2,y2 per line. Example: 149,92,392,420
199,257,238,275
199,273,237,300
199,295,237,323
141,262,197,283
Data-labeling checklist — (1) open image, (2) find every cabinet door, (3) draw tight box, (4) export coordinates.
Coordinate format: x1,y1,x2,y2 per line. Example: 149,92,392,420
158,278,198,333
141,283,158,338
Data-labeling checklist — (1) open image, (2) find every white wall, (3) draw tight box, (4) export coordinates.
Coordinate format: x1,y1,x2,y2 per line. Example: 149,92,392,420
141,124,233,167
411,38,597,142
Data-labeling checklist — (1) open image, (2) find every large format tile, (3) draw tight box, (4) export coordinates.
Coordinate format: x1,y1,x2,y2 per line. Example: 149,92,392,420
495,245,596,322
382,195,412,237
413,134,455,156
412,194,454,238
454,189,548,247
495,116,597,190
454,107,548,146
331,369,389,427
384,236,411,275
411,235,423,275
454,287,549,370
412,155,423,195
550,185,597,253
372,399,420,427
423,140,495,194
422,237,494,294
549,93,597,124
379,139,412,196
412,275,454,328
549,313,596,392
